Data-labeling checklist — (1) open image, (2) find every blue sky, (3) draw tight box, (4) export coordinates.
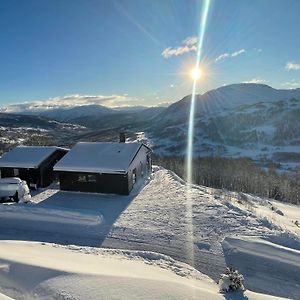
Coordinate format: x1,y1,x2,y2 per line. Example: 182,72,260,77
1,0,300,108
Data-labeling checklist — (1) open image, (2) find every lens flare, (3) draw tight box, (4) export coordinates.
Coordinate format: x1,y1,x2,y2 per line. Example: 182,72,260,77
185,0,211,274
190,68,202,81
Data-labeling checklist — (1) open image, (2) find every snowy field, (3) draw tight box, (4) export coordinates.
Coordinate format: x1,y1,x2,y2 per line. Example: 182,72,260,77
0,241,285,300
0,167,299,298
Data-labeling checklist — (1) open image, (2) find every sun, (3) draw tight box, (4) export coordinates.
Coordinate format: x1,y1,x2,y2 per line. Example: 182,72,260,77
190,67,202,81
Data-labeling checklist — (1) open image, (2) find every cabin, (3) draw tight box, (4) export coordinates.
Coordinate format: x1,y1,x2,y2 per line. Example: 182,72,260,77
54,141,152,195
0,146,68,188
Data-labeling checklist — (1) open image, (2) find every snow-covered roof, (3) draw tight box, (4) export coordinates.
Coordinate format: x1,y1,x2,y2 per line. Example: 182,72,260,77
0,146,67,169
54,142,149,174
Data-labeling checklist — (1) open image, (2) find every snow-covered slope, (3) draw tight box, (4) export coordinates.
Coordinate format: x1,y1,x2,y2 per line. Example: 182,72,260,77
150,94,300,171
157,83,300,123
223,236,300,299
1,167,299,298
0,241,286,300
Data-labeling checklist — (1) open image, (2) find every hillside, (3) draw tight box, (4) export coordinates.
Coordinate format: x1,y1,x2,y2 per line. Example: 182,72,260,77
0,241,282,300
149,84,300,171
155,83,300,124
0,167,299,298
0,113,87,153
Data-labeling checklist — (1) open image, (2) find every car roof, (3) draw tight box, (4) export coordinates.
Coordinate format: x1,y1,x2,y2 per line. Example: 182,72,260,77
0,177,22,184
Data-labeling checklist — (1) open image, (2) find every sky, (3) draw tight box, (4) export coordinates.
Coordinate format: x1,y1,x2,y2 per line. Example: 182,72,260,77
1,0,300,108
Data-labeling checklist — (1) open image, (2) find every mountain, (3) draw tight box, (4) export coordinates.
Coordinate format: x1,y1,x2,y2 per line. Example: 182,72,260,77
149,84,300,171
0,102,166,125
38,105,114,122
157,83,300,125
57,106,166,129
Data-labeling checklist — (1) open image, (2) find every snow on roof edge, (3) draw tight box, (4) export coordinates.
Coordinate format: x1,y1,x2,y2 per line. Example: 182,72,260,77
53,142,150,174
0,146,68,169
53,166,128,174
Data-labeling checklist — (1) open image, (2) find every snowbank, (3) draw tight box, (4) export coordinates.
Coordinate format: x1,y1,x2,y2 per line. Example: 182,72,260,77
0,204,102,239
222,236,300,299
0,241,283,300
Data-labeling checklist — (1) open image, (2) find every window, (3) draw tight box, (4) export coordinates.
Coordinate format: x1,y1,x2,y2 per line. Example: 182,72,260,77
13,169,19,176
87,174,97,182
78,174,87,182
78,174,97,183
132,169,137,185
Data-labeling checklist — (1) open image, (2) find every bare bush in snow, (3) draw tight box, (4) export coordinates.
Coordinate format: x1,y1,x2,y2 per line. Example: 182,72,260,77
219,267,245,293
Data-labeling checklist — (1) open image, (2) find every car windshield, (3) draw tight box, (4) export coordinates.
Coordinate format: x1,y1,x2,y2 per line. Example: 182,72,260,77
0,1,299,299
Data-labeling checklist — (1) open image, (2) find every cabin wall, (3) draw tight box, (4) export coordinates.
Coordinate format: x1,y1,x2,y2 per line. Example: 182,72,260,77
127,146,152,193
58,171,129,195
0,149,67,188
0,167,41,187
39,150,68,187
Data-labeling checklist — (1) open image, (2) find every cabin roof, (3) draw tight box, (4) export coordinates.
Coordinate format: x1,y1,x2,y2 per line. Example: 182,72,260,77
54,142,150,174
0,146,68,169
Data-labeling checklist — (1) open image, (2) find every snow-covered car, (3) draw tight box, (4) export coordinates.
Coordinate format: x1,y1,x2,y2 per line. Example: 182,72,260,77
0,177,31,203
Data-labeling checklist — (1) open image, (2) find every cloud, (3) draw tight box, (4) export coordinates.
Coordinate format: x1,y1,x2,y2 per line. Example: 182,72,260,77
215,49,246,62
1,94,145,113
285,62,300,71
231,49,246,57
281,79,300,88
215,53,229,62
161,36,198,58
243,78,268,84
182,36,198,46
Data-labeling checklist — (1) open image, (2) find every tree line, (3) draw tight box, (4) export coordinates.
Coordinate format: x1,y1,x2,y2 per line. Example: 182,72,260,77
153,155,300,205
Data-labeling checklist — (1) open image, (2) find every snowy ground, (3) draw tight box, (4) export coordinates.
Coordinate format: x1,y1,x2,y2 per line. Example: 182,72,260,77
0,241,285,300
223,236,300,299
0,167,299,298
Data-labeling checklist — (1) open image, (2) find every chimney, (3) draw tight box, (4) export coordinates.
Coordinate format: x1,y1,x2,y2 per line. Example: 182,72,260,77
119,132,126,143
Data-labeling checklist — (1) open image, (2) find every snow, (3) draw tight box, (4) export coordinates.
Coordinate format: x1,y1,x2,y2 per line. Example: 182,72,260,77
0,178,22,184
225,192,300,237
222,236,300,299
0,241,283,300
0,146,67,169
0,167,299,298
0,204,103,240
54,142,148,174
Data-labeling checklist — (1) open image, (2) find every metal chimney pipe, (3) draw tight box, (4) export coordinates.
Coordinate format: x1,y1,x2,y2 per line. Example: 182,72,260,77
119,132,126,143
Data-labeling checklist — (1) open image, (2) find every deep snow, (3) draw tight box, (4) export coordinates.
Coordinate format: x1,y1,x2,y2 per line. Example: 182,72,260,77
0,167,299,298
0,241,285,300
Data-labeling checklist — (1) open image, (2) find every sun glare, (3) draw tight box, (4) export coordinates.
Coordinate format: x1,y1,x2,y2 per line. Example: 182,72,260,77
191,67,202,81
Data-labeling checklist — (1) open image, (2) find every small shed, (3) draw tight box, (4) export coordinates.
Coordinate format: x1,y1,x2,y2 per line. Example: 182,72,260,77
54,142,152,195
0,146,68,188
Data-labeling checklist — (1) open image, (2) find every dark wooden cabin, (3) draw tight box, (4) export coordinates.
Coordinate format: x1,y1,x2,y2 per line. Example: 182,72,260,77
54,141,152,195
0,146,68,188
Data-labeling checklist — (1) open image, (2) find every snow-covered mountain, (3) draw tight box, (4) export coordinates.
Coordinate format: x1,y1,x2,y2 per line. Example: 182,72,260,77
149,84,300,171
0,104,115,122
156,83,300,124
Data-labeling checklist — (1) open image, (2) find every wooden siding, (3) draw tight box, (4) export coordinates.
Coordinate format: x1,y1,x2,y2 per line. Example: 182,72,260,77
0,149,67,188
58,171,129,195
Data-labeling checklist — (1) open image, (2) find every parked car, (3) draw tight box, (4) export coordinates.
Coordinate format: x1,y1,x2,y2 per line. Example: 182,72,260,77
0,177,31,203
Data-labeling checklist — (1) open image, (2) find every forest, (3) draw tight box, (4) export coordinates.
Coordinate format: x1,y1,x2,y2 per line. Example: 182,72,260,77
154,155,300,205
